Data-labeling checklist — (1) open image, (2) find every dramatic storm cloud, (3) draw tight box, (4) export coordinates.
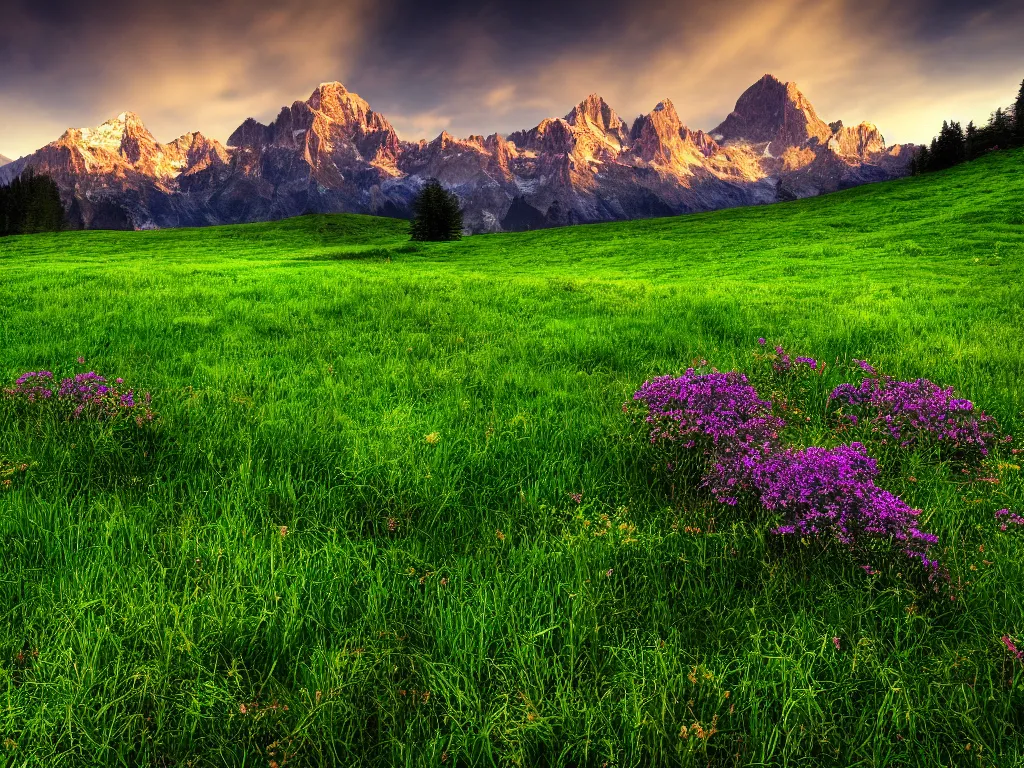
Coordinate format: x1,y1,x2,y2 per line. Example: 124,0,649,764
1,0,1022,158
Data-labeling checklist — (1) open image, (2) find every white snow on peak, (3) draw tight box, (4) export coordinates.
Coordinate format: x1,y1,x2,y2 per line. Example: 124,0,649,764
79,118,128,153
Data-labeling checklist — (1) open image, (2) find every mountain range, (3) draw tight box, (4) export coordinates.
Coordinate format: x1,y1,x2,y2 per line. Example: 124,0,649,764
0,75,915,233
0,154,12,167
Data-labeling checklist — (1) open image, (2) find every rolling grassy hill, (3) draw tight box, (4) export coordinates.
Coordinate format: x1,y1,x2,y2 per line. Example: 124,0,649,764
0,149,1023,766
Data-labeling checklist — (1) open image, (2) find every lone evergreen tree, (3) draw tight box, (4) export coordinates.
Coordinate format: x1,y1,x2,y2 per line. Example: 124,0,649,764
410,179,463,241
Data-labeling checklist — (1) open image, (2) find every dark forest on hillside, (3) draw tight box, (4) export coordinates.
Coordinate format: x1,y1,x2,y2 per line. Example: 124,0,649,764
911,77,1024,173
0,171,64,236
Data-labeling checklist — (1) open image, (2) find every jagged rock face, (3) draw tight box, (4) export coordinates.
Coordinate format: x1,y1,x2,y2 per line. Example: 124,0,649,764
709,75,916,201
828,122,888,159
564,94,630,149
0,154,11,168
712,75,833,154
0,111,231,229
210,82,409,225
2,76,915,233
630,99,720,166
507,118,576,155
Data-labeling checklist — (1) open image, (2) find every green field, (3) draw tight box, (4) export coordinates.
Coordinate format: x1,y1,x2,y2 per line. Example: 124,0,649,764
1,149,1023,767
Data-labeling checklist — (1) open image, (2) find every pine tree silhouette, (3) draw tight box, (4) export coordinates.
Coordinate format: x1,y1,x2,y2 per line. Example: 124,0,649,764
989,108,1012,148
1014,78,1024,143
410,179,463,242
964,121,978,161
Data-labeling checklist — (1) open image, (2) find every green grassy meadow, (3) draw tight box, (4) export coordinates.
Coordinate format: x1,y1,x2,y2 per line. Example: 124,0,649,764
1,149,1023,766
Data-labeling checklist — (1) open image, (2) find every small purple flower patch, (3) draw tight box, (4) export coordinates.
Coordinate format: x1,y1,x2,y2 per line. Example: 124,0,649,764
5,367,155,425
7,371,55,403
996,508,1024,531
752,342,822,379
633,369,784,452
770,345,819,375
830,367,1002,462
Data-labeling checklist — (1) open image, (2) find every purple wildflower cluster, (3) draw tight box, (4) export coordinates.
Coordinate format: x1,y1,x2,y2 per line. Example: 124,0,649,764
633,351,939,568
756,338,820,374
5,369,154,424
633,369,784,451
996,508,1024,531
747,444,938,565
6,371,56,402
829,365,1002,461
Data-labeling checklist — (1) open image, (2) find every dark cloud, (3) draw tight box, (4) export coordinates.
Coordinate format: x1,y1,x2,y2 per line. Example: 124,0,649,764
1,0,1022,157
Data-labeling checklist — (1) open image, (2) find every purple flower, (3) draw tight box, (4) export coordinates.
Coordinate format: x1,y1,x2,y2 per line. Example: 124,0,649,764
996,508,1024,531
751,443,937,557
633,347,940,571
633,369,784,469
830,368,1002,463
1003,636,1024,665
765,344,819,375
5,367,154,423
5,371,56,402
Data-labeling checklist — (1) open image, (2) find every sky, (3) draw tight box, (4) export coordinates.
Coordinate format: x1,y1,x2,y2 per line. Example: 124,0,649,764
1,0,1022,159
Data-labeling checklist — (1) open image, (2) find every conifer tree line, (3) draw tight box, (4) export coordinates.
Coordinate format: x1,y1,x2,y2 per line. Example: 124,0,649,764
0,170,65,236
911,77,1024,174
410,179,464,241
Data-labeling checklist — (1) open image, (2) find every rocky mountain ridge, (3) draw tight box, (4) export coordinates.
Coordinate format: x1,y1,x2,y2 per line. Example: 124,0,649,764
0,154,11,167
0,75,915,232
